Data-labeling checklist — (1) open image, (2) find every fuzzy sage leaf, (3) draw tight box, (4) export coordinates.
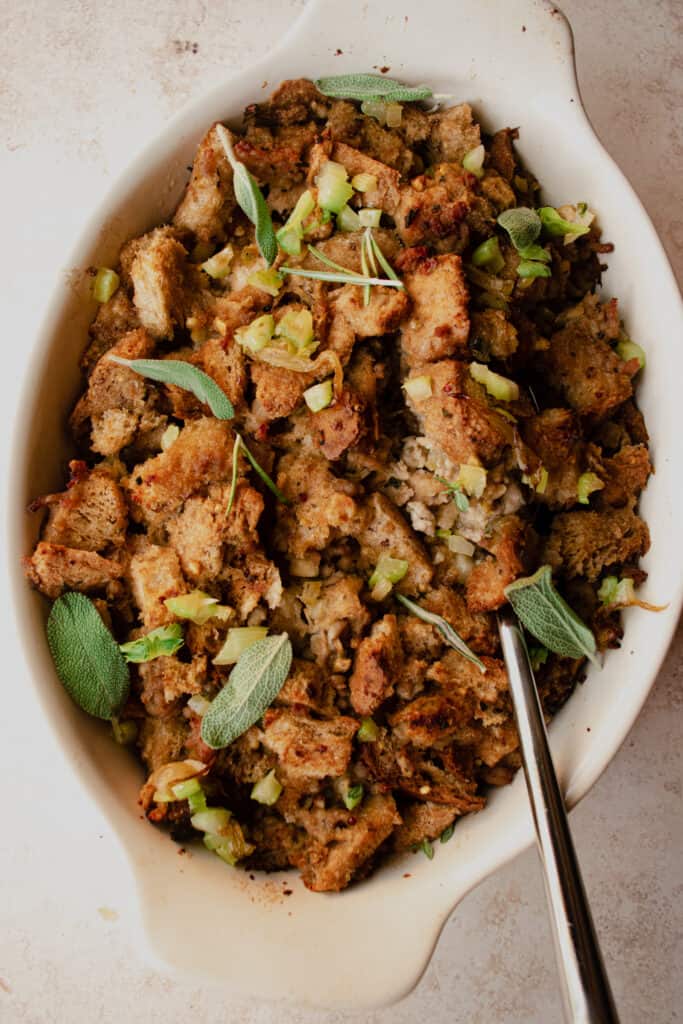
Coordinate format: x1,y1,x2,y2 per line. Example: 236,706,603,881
315,74,432,103
107,357,234,420
119,624,184,664
504,565,599,666
47,592,130,719
201,633,293,749
396,594,486,673
497,207,542,252
215,124,277,266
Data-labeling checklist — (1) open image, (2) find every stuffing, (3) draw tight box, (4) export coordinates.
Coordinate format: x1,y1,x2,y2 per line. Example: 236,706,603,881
399,254,470,365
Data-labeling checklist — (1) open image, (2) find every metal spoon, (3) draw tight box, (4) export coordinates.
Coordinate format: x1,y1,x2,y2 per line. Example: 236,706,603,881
497,608,620,1024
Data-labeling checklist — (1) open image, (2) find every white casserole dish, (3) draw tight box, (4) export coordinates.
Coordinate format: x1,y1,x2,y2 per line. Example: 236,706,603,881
9,0,683,1009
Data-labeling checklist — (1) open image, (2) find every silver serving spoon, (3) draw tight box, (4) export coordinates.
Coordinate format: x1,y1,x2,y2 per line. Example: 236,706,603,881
497,608,620,1024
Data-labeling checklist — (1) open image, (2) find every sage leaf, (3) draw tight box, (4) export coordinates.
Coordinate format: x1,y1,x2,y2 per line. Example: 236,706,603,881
107,357,234,420
504,565,599,666
46,592,130,719
201,633,293,749
315,74,432,103
396,594,486,673
497,207,542,252
538,206,590,239
215,124,277,266
119,624,184,664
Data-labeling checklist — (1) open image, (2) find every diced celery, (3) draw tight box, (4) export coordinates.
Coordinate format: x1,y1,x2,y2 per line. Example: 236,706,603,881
201,244,235,279
316,161,353,213
235,313,275,354
446,534,475,557
164,590,232,625
471,237,505,274
385,102,403,127
462,144,485,178
247,268,283,296
536,467,549,495
172,778,202,800
160,424,180,451
469,362,520,402
370,577,394,601
368,554,409,588
276,224,303,256
188,790,207,815
616,338,646,370
276,190,316,255
351,172,378,193
359,208,382,228
517,259,551,279
275,308,314,349
203,821,254,864
213,626,269,666
403,375,432,401
337,205,361,232
191,808,232,834
303,379,334,412
577,472,604,505
357,717,379,742
92,267,120,303
250,769,282,806
538,206,590,240
456,464,487,498
343,783,364,811
111,718,137,745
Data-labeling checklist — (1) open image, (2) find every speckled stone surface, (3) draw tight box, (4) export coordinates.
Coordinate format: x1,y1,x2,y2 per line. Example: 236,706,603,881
1,1,681,1021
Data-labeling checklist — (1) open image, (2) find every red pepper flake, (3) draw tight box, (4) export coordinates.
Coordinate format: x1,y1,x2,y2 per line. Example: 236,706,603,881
403,873,412,878
283,889,293,896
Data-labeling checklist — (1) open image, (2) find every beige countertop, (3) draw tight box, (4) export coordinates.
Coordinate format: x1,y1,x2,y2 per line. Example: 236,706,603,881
1,1,681,1021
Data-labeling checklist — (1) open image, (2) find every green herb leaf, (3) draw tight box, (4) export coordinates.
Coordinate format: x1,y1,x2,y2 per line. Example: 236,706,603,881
527,644,550,672
434,474,469,512
504,565,599,666
440,823,455,844
315,73,432,103
46,593,129,719
215,125,277,266
107,357,234,420
517,259,552,279
396,594,486,673
226,433,241,517
517,243,551,264
201,634,293,749
538,206,590,239
279,266,405,289
419,837,434,860
236,432,288,504
119,624,184,664
497,207,542,252
343,783,364,811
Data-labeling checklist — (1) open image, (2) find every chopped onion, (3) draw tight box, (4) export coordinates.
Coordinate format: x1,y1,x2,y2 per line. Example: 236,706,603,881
456,463,487,498
160,424,180,451
251,770,282,806
403,374,433,401
254,347,344,398
203,821,254,864
213,626,269,666
385,102,403,127
191,808,232,834
598,575,666,612
337,204,361,232
201,244,234,279
447,534,475,557
148,759,208,803
304,379,334,412
351,172,378,193
92,267,120,303
289,554,320,578
370,577,394,601
359,208,382,228
360,99,387,124
462,144,485,178
469,362,520,402
187,694,211,716
275,308,314,349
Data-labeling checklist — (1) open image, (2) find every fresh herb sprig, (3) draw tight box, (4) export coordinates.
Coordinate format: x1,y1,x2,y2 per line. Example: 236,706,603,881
396,594,486,673
47,593,130,719
504,565,599,666
496,208,551,280
235,432,288,504
281,234,404,297
107,357,235,420
201,633,293,749
434,474,469,512
315,73,432,103
215,124,277,266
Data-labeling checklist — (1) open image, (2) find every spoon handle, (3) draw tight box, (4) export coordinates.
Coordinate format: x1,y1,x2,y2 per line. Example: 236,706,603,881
498,609,619,1024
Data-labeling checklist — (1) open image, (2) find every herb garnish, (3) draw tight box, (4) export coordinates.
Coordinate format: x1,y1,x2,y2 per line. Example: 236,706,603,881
396,594,486,673
201,633,293,749
226,433,242,517
215,125,277,266
315,74,432,103
419,837,434,860
440,823,456,844
496,208,552,279
119,624,184,664
46,592,130,719
107,357,235,420
435,474,469,512
504,565,599,666
281,235,405,295
235,432,288,504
